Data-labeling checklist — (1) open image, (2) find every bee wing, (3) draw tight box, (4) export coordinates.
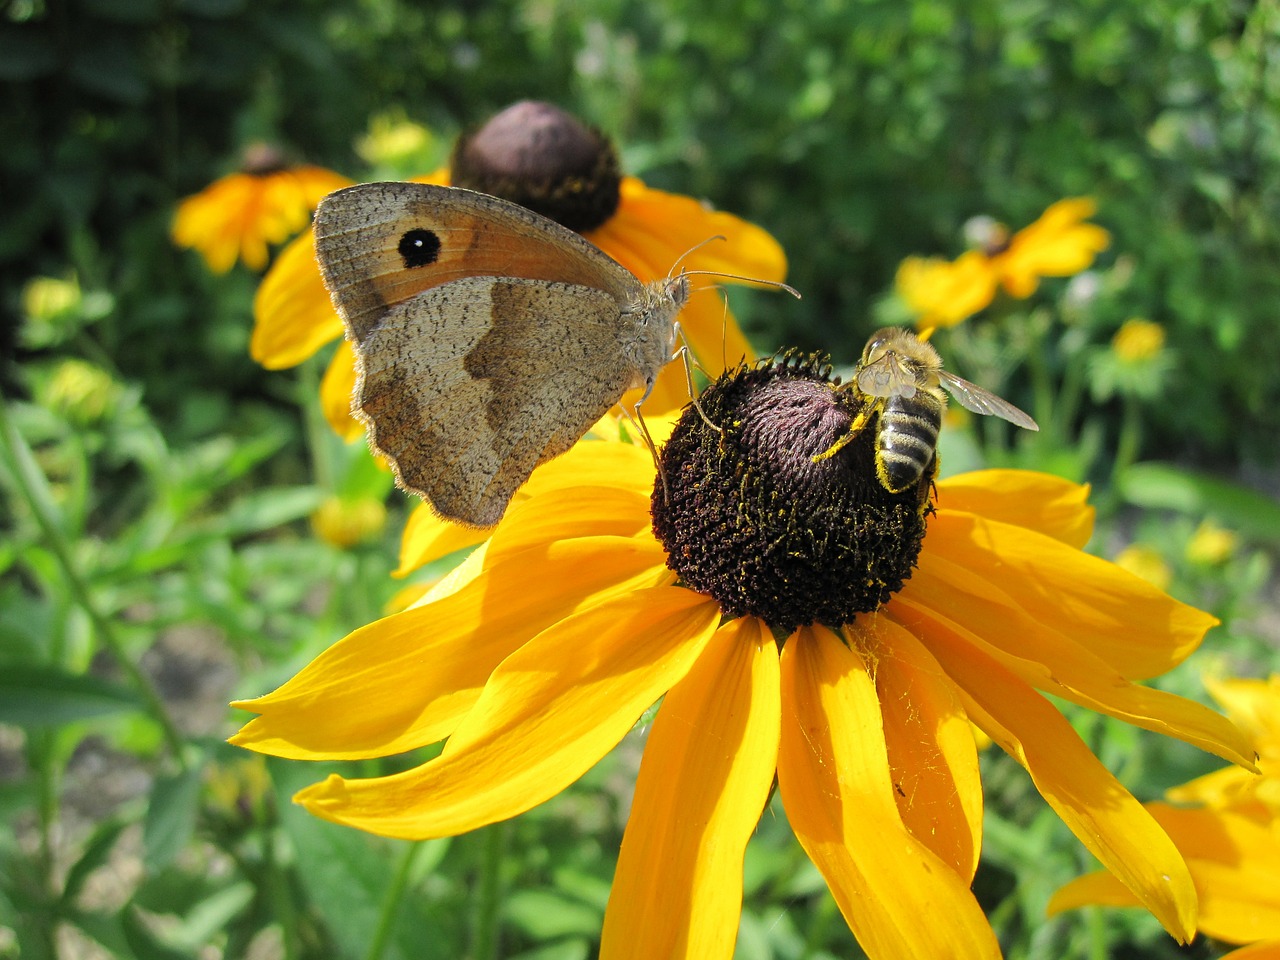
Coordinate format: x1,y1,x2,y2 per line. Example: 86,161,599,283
937,370,1039,431
857,353,919,399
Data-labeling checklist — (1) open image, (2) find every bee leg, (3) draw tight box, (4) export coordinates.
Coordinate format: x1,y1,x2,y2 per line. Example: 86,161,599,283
811,408,872,464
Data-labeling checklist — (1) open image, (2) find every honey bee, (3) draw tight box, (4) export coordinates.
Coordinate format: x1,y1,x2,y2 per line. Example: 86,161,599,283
816,327,1039,492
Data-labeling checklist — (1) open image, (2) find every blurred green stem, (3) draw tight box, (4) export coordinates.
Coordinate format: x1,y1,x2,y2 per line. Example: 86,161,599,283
298,356,336,494
469,820,511,960
365,841,424,960
0,399,187,764
1110,394,1143,494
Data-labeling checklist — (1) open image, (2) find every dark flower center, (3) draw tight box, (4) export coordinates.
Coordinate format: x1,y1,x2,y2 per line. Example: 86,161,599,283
651,354,935,634
450,100,621,233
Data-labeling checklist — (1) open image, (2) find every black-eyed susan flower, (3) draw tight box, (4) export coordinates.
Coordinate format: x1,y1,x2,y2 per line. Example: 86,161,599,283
172,143,353,274
1050,675,1279,957
896,198,1111,329
233,354,1254,960
250,101,787,440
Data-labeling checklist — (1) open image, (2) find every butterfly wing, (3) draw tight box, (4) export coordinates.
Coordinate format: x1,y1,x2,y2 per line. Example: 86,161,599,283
937,370,1039,430
314,181,642,342
354,276,645,527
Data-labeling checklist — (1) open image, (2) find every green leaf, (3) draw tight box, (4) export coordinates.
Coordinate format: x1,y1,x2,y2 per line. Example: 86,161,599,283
62,817,130,906
1117,463,1280,544
0,665,140,728
504,889,602,941
144,764,206,871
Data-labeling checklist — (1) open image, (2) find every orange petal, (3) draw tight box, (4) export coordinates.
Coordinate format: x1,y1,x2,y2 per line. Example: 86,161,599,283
250,229,343,369
777,625,1002,960
853,615,982,880
896,605,1198,942
899,562,1255,769
922,510,1216,679
600,617,780,960
936,469,1095,548
231,534,670,759
294,586,721,839
1220,943,1280,960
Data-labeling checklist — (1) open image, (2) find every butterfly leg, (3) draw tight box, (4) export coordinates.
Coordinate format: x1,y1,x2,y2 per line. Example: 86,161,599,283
671,320,723,436
620,396,670,505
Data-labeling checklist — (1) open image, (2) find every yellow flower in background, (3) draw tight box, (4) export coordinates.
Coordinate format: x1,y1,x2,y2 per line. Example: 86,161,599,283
993,197,1111,298
250,102,787,440
1111,316,1167,364
233,356,1252,960
1050,675,1280,956
1186,520,1238,567
309,495,388,548
895,251,998,329
898,197,1110,329
1113,543,1173,592
172,144,353,274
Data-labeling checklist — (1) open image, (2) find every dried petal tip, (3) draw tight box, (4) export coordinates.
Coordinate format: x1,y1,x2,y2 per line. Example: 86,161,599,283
652,354,934,633
450,100,621,232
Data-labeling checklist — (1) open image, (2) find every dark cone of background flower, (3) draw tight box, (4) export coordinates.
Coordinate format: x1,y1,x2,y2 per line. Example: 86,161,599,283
450,100,621,232
652,354,935,634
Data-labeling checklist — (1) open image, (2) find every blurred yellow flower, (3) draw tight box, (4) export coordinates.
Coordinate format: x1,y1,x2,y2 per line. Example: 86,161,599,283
1051,675,1280,955
1186,520,1238,567
1113,544,1173,592
994,197,1112,299
895,251,998,329
251,102,787,440
172,145,352,273
1111,317,1167,364
898,197,1110,329
310,495,388,548
234,356,1252,959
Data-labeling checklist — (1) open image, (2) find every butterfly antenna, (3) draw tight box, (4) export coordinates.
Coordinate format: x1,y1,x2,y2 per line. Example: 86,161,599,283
666,235,729,281
679,271,801,299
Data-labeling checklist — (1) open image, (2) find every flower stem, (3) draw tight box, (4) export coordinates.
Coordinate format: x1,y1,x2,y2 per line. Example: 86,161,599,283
364,841,424,960
0,399,187,763
469,821,511,960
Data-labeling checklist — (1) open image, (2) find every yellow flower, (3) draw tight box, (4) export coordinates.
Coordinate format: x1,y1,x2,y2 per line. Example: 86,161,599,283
1113,544,1173,592
1050,675,1280,954
172,145,352,273
251,103,787,440
1186,520,1238,567
309,495,388,548
895,251,998,328
234,356,1252,959
1111,317,1167,364
898,198,1110,330
993,197,1112,299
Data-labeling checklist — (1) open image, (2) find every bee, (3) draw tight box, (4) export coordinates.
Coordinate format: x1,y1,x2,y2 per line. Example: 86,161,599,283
816,327,1039,492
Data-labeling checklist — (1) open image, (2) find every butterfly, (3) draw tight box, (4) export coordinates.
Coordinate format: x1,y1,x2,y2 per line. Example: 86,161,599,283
313,181,696,528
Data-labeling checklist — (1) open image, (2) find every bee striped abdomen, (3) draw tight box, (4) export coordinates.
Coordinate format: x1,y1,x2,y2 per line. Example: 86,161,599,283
876,398,942,493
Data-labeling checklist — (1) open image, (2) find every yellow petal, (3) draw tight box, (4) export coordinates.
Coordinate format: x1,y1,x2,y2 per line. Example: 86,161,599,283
294,585,721,839
997,197,1110,299
922,510,1216,679
853,615,983,880
231,535,670,759
395,502,490,577
1220,943,1280,960
936,469,1094,548
895,605,1198,942
895,251,998,329
600,617,780,960
777,625,1002,960
319,339,365,441
250,229,343,369
899,562,1256,769
1051,805,1280,945
395,439,656,576
1146,803,1280,943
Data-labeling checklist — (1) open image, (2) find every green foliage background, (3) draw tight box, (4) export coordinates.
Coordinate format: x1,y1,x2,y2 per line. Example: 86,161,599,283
1,1,1278,959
